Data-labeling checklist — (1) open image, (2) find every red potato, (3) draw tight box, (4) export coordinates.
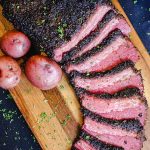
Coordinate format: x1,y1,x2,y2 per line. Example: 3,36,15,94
25,55,62,90
0,56,21,89
0,31,31,58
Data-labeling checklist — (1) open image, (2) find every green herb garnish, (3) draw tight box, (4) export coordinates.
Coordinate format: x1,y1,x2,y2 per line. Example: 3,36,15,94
133,0,137,4
57,23,67,39
60,114,71,127
85,135,90,140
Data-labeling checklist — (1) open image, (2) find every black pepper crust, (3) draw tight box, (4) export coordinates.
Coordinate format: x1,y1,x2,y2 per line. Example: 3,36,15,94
82,107,143,133
79,88,148,108
80,87,142,99
61,10,117,64
68,29,123,65
91,89,148,108
68,61,143,98
74,87,147,109
1,0,112,58
69,60,135,79
72,130,123,150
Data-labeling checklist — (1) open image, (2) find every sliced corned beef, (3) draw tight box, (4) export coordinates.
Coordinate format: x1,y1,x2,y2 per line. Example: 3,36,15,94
83,128,143,150
96,134,144,150
81,93,147,125
61,10,130,63
54,3,112,62
100,107,146,126
82,108,143,136
73,130,123,150
82,109,144,149
72,62,143,95
82,109,144,150
72,15,130,60
72,139,96,150
66,30,139,74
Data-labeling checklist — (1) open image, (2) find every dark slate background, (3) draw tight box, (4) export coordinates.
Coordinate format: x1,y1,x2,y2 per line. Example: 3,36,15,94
0,0,150,150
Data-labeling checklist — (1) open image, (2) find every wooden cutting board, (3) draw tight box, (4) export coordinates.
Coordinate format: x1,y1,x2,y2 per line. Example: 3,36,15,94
0,1,150,150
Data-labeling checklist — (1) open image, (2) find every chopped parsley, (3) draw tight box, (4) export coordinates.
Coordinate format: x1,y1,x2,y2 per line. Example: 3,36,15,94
85,135,90,140
0,109,17,123
39,112,47,122
60,114,71,127
86,72,90,77
133,0,137,4
38,111,56,124
57,23,67,39
6,94,13,100
67,139,72,145
59,85,64,89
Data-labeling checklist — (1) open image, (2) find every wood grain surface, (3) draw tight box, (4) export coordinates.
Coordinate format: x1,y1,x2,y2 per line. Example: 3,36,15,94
0,1,149,150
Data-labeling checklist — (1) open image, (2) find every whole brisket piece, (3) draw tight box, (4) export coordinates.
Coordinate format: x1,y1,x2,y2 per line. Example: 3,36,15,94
72,130,123,150
71,61,143,95
1,0,113,62
81,93,147,125
1,1,147,150
82,109,144,150
61,10,130,64
66,30,139,74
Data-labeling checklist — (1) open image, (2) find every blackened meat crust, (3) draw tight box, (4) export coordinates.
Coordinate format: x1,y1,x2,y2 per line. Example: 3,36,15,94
68,61,143,97
68,29,123,65
61,10,117,64
72,130,123,150
1,0,112,58
74,88,148,110
82,108,143,133
79,88,146,101
69,60,135,78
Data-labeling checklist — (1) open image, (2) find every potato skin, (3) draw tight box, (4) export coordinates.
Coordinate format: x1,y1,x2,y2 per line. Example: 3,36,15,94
25,55,62,90
0,56,21,89
0,31,31,58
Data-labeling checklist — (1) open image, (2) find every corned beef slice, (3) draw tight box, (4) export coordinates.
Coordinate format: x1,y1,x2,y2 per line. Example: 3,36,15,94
72,62,143,95
97,134,143,150
72,15,130,60
73,130,123,150
81,93,147,125
54,2,112,62
82,109,144,150
82,108,143,136
66,30,139,74
61,10,130,63
73,139,96,150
